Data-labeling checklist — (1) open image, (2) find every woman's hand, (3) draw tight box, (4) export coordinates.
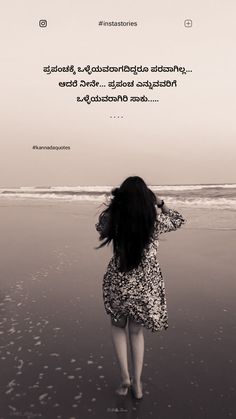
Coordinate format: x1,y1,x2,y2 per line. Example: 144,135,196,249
155,196,170,214
156,196,163,206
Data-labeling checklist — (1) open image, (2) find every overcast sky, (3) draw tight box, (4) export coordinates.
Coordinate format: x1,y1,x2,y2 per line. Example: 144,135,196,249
1,0,235,187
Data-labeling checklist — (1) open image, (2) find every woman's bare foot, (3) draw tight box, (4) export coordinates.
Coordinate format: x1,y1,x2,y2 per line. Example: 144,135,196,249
131,380,143,400
115,379,131,396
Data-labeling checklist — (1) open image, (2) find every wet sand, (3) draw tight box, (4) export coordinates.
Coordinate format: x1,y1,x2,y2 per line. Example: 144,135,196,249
0,200,235,419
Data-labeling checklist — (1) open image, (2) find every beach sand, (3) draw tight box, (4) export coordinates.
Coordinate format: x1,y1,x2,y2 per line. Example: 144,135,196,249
0,200,235,419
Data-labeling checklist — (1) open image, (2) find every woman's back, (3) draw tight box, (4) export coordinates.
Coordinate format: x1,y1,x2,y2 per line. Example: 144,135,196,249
96,177,186,332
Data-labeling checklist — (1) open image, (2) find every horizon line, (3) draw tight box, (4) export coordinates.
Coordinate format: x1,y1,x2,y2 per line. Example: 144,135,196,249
0,182,236,188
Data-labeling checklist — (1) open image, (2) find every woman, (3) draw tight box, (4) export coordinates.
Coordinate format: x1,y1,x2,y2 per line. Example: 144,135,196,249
95,176,186,400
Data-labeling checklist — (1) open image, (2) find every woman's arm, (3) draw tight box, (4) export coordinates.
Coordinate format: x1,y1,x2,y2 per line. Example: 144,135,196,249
155,198,186,234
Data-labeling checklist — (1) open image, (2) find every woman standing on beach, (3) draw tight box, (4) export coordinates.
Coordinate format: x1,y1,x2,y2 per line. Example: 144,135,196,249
95,176,186,400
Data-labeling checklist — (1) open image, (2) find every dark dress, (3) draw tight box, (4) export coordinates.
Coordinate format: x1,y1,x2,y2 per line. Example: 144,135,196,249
95,207,186,332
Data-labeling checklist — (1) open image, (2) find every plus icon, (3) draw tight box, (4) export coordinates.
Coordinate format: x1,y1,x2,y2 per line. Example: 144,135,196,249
184,19,192,28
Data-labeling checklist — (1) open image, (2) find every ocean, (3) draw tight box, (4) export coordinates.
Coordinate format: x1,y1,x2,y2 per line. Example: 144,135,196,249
0,183,236,210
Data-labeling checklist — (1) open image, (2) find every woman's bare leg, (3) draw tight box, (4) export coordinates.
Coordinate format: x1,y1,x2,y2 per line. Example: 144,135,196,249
111,323,131,394
128,318,144,398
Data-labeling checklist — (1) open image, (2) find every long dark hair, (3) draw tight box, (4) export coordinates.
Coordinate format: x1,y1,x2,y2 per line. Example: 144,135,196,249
96,176,157,272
